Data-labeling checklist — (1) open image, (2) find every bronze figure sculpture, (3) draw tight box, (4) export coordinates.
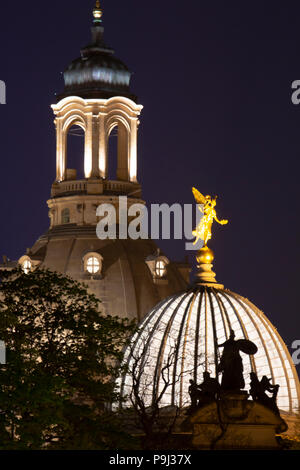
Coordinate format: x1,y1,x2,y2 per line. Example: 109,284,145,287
217,330,258,391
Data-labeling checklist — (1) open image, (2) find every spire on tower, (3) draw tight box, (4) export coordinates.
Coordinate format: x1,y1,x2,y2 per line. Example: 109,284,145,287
58,0,136,102
93,0,103,24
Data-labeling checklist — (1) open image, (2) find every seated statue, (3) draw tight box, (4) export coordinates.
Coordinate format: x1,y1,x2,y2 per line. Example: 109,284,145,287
189,372,220,409
249,372,280,414
249,371,261,400
198,371,220,403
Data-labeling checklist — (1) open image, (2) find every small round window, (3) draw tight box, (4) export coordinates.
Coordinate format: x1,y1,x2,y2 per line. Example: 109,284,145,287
86,256,100,274
22,259,32,274
155,260,166,278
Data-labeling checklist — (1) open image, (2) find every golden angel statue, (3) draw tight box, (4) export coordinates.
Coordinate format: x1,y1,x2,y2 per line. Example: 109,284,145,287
192,187,228,246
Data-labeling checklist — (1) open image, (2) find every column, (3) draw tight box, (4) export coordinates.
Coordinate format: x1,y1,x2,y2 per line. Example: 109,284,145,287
91,115,100,178
99,112,107,178
84,114,93,179
56,118,66,181
129,118,138,183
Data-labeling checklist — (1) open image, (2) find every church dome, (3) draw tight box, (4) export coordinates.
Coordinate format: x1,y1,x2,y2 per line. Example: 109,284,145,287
120,253,300,413
26,225,189,322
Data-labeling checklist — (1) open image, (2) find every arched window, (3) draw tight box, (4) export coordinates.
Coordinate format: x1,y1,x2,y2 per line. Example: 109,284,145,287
61,208,70,224
145,253,169,282
66,124,85,180
19,256,33,274
18,255,40,274
83,252,103,276
107,122,129,181
22,259,32,275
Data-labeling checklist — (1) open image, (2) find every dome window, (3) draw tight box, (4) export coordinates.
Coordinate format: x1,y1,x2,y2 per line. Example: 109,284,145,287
145,251,169,283
83,252,103,277
18,255,40,273
86,256,100,275
61,208,70,224
22,259,32,275
155,260,166,278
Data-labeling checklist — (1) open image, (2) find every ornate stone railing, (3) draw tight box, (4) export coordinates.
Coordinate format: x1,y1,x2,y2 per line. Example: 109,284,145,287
51,179,141,197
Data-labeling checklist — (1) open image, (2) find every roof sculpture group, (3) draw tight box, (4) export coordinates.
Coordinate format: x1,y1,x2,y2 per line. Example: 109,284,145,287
188,328,280,414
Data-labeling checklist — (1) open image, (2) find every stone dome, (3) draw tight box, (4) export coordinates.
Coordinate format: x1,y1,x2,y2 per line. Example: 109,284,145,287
120,272,300,413
26,224,189,322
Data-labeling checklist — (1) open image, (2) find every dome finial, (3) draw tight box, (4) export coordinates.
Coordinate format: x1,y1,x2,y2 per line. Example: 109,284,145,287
93,0,103,23
195,245,223,287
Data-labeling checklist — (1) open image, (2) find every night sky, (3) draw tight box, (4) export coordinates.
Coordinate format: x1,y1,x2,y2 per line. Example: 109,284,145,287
0,1,299,371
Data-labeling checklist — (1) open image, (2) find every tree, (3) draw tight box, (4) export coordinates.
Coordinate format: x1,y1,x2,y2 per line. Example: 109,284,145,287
0,268,136,449
127,336,178,448
120,324,208,450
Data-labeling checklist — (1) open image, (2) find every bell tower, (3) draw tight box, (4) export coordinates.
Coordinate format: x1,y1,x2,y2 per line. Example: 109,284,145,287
52,96,142,186
48,1,143,228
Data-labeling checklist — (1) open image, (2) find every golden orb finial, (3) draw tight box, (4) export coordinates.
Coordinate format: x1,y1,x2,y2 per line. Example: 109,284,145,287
93,0,103,22
196,245,214,265
195,246,223,288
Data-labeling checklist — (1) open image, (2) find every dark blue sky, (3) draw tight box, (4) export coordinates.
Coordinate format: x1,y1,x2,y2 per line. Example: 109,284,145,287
0,1,299,367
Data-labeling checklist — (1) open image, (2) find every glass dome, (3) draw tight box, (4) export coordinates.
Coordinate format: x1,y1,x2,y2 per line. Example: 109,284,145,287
120,285,300,413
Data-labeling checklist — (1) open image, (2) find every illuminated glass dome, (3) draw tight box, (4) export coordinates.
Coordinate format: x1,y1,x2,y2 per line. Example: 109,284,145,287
120,247,300,413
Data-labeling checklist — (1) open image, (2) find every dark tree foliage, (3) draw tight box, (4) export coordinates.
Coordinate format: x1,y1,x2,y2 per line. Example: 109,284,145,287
0,268,136,449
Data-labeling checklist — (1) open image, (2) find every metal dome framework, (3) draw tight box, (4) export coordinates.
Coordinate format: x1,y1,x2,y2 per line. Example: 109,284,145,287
120,286,300,413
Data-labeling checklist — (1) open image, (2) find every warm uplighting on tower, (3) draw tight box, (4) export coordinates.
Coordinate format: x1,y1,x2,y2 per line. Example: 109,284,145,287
93,0,103,23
